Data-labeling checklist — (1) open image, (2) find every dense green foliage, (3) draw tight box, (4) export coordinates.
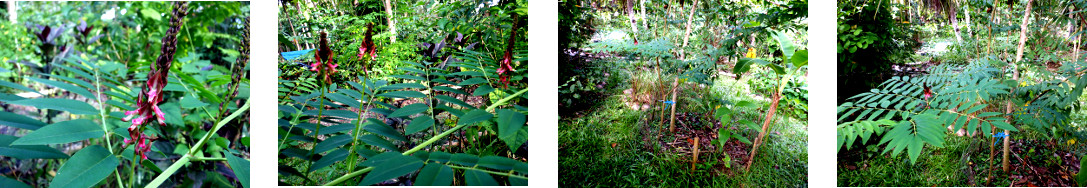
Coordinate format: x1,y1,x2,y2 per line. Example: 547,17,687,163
277,0,529,186
0,2,250,187
559,0,807,187
838,0,1087,186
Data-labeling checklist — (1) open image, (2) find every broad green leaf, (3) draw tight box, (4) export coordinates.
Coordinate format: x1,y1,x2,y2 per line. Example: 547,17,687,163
364,119,408,142
0,135,67,159
435,95,475,109
313,134,352,154
48,145,119,188
140,8,161,21
389,103,428,118
26,77,97,101
325,92,359,109
309,148,348,172
225,152,250,188
0,80,40,94
791,49,808,67
0,176,30,188
359,152,424,186
478,156,527,173
473,85,495,96
450,153,479,166
377,90,426,99
433,86,470,95
0,111,46,130
12,119,103,145
415,163,453,186
405,116,434,134
360,134,398,152
464,170,499,186
496,109,526,151
381,83,427,90
180,96,209,109
457,109,493,125
458,78,488,86
772,30,796,59
7,98,97,115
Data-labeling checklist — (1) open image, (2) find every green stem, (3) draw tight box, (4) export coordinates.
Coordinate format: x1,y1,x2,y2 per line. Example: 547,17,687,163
321,85,526,185
346,82,376,173
93,67,125,188
144,154,190,188
443,163,527,179
144,100,249,188
305,88,326,174
190,156,227,162
485,87,528,112
324,123,470,186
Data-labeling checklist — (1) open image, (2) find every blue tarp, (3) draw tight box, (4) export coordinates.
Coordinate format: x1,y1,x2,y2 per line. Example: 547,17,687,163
280,49,315,62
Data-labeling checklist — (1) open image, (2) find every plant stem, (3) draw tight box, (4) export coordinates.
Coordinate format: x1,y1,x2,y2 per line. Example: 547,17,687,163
144,100,249,188
305,88,326,174
325,87,528,186
93,67,125,188
145,154,190,188
443,163,528,179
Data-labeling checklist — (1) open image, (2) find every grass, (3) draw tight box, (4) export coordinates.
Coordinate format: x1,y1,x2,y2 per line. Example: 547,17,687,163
559,76,808,187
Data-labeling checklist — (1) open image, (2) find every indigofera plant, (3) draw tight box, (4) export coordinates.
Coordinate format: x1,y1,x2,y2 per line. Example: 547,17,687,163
0,2,251,187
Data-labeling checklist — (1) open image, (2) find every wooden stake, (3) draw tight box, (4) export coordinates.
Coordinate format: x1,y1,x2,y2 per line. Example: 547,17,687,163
668,78,679,133
691,137,700,174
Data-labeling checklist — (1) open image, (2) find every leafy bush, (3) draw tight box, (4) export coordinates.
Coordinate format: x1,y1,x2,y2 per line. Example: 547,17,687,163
0,2,250,187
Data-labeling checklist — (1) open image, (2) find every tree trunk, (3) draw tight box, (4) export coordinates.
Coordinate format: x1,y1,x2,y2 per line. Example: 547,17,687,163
384,0,396,43
745,91,780,171
951,7,962,43
691,137,699,174
1007,0,1032,173
6,1,15,23
680,0,698,60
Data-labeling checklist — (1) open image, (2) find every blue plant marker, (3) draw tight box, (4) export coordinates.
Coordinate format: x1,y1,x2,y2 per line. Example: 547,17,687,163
660,100,675,109
993,132,1008,146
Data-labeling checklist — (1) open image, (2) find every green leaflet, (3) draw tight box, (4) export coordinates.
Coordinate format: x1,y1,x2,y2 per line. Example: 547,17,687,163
477,155,528,174
458,109,494,126
389,103,428,118
0,176,31,188
0,135,68,159
405,116,434,134
496,109,527,151
48,145,119,188
358,152,424,186
363,119,408,142
12,119,103,145
0,111,46,130
6,98,97,115
225,152,251,188
310,148,348,172
464,170,499,186
313,134,352,154
377,90,427,99
415,163,454,186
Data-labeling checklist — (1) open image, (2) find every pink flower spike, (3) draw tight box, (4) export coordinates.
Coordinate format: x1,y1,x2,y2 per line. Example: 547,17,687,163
123,138,133,145
153,105,166,126
330,63,339,73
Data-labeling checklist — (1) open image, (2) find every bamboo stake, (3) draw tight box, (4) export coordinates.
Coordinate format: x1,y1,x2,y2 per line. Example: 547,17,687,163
669,77,679,133
691,137,700,174
1006,0,1032,173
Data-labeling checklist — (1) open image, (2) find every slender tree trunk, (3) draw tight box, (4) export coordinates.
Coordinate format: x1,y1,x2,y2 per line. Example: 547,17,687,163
680,0,698,60
6,1,15,23
384,0,396,43
746,92,780,171
965,3,972,39
1007,0,1032,173
640,0,647,30
951,7,962,42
